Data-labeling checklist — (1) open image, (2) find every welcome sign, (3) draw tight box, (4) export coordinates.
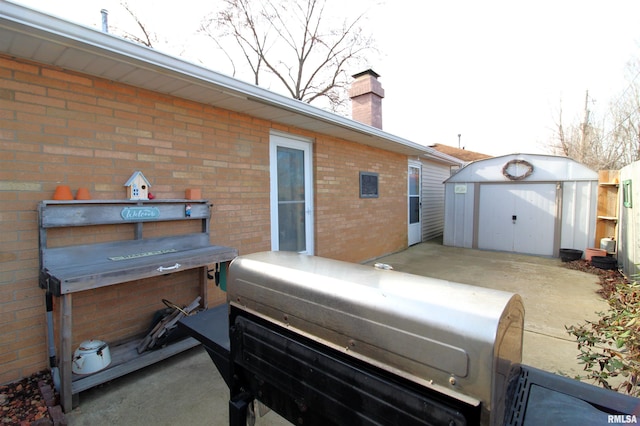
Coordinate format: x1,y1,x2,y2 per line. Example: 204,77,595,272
120,206,160,220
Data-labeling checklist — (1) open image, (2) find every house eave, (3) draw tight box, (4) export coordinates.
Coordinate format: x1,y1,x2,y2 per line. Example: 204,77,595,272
420,149,466,167
0,1,429,156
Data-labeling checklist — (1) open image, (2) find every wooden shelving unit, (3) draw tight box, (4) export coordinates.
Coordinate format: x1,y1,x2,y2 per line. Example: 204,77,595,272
595,170,620,252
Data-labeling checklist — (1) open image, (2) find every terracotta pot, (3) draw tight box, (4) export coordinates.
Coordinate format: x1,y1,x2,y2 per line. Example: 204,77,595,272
53,185,73,200
585,247,606,261
75,187,91,200
185,188,201,200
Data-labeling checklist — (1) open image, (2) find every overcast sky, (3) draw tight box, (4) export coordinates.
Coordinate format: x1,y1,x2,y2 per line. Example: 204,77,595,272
12,0,640,156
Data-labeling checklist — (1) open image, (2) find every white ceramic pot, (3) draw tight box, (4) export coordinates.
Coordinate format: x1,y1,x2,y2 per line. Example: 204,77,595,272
72,340,111,375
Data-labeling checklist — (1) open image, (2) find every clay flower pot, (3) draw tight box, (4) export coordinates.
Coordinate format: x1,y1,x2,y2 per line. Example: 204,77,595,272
53,185,73,200
75,187,91,200
185,188,201,200
585,248,607,261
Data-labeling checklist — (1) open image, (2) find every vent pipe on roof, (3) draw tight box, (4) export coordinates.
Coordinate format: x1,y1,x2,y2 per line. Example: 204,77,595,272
349,69,385,129
101,9,109,33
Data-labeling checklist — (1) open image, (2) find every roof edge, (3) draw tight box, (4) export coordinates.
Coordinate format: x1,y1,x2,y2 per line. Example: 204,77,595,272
421,148,466,166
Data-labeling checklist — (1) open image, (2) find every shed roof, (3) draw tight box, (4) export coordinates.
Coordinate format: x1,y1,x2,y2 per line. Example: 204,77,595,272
445,154,598,183
0,1,455,162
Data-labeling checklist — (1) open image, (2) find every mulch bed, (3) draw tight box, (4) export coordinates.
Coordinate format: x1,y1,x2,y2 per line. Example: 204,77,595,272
1,370,66,426
563,259,630,298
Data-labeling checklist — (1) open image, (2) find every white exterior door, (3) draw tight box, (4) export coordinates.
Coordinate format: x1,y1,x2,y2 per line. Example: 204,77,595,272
270,133,314,255
478,184,556,256
408,162,422,246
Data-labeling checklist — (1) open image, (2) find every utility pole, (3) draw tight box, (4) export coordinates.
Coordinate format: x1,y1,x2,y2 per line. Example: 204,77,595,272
580,90,590,163
458,134,461,149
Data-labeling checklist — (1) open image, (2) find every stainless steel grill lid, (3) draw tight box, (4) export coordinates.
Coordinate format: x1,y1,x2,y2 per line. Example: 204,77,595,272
227,251,524,422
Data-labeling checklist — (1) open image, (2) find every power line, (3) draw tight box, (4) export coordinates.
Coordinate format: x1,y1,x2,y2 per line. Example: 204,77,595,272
609,67,640,112
597,66,640,129
601,106,640,141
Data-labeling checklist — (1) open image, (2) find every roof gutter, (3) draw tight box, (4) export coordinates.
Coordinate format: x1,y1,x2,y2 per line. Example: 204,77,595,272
420,149,466,166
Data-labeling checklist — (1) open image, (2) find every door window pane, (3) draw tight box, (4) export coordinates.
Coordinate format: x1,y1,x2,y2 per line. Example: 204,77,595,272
409,167,420,196
278,147,305,202
277,146,306,252
278,202,306,251
409,197,420,224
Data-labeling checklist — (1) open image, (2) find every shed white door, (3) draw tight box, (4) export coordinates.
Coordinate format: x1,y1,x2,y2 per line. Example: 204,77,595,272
478,184,556,256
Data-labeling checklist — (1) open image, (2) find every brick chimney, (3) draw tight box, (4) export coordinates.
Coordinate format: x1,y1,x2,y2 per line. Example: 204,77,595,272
349,69,385,129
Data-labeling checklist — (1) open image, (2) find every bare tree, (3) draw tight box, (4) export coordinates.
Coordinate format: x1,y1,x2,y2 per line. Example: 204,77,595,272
550,101,571,157
549,54,640,170
200,0,376,113
549,97,598,168
110,1,158,48
549,85,640,170
606,61,640,167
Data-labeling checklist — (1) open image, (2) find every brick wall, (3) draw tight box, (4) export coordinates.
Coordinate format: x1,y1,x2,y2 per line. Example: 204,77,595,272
315,136,407,262
0,54,408,384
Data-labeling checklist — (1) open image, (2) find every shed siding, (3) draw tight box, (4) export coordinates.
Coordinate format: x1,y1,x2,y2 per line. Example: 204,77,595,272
443,183,476,248
421,160,450,241
560,181,598,252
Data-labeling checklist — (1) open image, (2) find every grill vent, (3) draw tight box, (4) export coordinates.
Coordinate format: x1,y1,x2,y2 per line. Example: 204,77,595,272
503,367,529,426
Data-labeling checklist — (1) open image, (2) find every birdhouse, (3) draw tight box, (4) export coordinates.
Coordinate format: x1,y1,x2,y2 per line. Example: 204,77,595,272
124,171,151,200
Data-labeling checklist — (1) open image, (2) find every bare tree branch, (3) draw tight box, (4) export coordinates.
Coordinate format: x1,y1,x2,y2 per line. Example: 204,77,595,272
118,1,156,48
200,0,376,112
548,80,640,170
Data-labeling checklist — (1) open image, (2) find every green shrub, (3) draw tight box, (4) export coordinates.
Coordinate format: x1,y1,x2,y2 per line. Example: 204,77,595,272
566,278,640,396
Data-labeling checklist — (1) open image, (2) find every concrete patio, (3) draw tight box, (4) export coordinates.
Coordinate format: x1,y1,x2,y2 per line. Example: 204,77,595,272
66,240,608,425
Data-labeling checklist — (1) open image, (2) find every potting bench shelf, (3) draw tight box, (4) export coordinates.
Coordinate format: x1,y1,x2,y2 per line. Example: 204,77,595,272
71,336,200,394
38,200,237,412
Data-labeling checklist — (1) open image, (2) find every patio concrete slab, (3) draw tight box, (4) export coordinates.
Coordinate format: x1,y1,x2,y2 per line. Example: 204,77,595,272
368,240,607,342
66,241,608,425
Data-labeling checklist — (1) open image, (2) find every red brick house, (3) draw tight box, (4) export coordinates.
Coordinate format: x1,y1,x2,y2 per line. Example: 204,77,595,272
0,2,461,391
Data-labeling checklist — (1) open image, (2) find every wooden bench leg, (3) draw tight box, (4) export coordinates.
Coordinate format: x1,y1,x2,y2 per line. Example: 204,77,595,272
60,294,73,412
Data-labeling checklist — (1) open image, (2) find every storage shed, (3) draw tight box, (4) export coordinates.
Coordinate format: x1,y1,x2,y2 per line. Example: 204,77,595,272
443,154,598,257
